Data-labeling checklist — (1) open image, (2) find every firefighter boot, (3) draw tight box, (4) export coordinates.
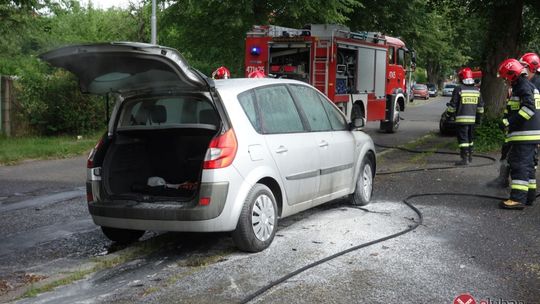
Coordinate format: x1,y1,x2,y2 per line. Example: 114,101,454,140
468,147,473,163
526,190,536,206
486,161,510,188
454,149,469,166
499,199,525,210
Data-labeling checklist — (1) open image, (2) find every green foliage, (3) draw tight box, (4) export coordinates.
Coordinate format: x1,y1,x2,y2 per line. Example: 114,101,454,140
0,1,141,135
473,118,506,152
414,67,427,83
0,131,103,165
16,67,107,135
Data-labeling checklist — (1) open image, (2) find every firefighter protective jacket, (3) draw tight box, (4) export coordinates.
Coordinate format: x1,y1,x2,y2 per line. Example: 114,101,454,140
531,73,540,90
503,75,540,143
447,84,484,124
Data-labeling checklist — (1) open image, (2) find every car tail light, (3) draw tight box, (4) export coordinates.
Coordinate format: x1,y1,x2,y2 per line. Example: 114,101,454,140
199,197,211,206
203,129,238,169
87,138,104,168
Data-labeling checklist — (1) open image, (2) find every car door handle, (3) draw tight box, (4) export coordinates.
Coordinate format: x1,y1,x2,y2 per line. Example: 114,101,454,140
275,146,288,154
319,140,329,148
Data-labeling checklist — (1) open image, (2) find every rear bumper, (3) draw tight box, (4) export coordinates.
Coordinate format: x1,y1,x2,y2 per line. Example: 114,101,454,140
88,182,230,230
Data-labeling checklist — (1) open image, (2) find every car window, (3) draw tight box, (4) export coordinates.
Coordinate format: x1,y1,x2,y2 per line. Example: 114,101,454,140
445,84,456,89
413,84,426,90
319,95,348,130
238,90,261,133
254,85,305,134
289,85,332,132
118,96,216,127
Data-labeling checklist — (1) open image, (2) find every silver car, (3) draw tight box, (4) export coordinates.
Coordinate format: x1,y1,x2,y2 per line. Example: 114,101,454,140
40,42,376,252
442,83,457,96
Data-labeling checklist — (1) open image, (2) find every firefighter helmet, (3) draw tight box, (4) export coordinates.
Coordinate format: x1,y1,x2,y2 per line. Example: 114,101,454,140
458,67,474,85
212,66,230,79
248,70,265,78
497,59,525,83
519,52,540,73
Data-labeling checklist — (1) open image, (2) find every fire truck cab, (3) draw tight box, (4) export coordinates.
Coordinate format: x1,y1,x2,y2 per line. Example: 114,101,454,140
245,24,415,133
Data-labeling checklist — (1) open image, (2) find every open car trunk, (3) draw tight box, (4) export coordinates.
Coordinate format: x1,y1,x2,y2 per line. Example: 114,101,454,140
102,128,217,201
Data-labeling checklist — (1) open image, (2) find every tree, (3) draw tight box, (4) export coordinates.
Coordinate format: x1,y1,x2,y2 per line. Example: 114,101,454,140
430,0,540,118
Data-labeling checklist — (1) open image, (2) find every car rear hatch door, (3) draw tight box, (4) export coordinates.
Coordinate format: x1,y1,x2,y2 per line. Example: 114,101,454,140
39,42,211,94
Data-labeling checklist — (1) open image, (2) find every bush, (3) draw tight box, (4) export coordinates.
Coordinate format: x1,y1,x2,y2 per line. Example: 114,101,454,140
16,65,107,135
474,117,506,152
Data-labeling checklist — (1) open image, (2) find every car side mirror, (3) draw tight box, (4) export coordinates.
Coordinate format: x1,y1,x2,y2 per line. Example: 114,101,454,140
350,117,365,130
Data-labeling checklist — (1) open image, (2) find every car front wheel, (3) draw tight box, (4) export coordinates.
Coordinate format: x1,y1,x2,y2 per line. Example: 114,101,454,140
232,184,278,252
350,155,375,206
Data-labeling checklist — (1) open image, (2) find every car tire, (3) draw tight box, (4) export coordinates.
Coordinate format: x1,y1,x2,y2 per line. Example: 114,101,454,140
350,154,375,206
232,184,278,252
101,226,145,243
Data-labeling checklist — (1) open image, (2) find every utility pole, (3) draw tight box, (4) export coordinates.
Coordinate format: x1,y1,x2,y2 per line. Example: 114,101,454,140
151,0,157,44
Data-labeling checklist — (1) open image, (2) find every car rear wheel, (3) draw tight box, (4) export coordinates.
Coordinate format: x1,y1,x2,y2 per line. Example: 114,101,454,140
350,155,374,206
101,226,145,243
232,184,278,252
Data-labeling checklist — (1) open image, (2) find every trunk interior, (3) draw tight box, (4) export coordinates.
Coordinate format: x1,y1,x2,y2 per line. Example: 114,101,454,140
102,128,217,201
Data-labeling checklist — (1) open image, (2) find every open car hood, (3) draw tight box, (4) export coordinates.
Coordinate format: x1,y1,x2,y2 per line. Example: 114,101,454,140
39,42,210,94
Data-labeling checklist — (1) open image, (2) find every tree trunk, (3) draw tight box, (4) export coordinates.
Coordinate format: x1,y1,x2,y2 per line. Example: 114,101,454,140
426,60,439,85
480,0,524,119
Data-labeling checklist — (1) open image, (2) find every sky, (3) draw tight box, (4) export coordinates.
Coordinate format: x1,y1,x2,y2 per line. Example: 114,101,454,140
79,0,134,10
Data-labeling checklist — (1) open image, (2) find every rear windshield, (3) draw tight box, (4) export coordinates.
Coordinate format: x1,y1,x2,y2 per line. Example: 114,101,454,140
117,96,218,129
444,84,457,89
413,84,427,89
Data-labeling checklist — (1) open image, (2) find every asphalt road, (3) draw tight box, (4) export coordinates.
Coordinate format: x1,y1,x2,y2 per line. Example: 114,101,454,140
1,96,538,304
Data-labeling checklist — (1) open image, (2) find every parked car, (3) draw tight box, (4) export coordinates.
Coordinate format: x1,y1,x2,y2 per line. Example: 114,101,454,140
427,83,438,97
412,84,429,100
442,83,457,96
40,42,376,253
439,105,457,135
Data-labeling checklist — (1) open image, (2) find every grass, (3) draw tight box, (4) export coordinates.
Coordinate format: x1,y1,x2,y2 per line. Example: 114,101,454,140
0,131,104,165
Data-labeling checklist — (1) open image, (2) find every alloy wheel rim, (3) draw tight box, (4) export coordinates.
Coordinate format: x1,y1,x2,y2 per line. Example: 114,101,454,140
251,194,275,242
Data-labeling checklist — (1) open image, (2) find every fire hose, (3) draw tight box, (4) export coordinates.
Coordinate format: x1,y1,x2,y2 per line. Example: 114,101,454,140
240,144,504,304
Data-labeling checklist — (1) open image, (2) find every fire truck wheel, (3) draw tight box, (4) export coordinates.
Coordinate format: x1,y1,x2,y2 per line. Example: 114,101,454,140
380,100,400,133
351,103,365,122
349,154,374,206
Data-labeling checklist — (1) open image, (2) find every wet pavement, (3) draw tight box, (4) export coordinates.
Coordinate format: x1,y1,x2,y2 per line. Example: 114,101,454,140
0,97,538,303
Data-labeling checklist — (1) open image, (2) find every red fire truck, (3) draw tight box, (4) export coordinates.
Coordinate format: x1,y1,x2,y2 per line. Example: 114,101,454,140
245,24,416,132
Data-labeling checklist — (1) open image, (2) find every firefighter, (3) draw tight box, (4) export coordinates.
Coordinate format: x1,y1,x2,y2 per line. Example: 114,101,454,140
248,70,266,78
497,58,540,210
446,67,484,165
211,66,230,79
519,52,540,88
518,52,540,205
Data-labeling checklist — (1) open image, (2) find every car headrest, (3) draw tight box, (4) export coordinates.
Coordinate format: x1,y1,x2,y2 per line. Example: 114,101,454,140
151,105,167,124
199,109,218,125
